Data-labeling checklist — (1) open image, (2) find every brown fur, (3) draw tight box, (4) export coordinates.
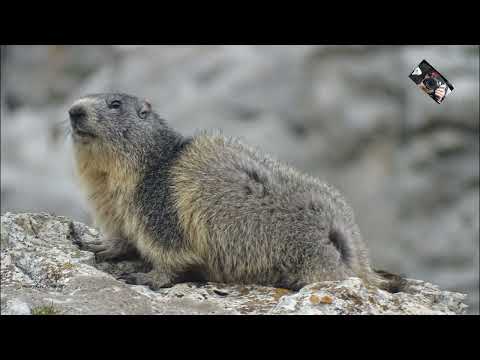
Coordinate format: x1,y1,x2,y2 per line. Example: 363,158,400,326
70,93,405,292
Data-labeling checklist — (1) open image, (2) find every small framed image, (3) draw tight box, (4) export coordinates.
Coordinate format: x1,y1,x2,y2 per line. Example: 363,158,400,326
409,60,454,104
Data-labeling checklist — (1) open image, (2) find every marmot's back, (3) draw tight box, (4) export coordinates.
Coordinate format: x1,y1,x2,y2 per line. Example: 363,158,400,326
170,133,368,288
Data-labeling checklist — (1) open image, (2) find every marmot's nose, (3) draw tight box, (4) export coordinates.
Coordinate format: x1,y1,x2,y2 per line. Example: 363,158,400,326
69,105,87,125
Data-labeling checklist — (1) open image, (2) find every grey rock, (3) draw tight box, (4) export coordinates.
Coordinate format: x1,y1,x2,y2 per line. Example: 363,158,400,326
2,298,31,315
0,212,468,315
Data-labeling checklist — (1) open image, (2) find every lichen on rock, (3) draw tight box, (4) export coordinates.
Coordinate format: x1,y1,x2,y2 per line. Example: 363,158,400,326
0,212,468,315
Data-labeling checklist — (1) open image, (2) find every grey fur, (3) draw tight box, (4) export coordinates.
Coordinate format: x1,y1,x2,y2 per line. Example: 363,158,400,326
69,92,404,292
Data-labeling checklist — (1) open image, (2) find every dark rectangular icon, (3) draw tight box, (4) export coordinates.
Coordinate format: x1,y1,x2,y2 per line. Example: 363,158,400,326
409,60,454,104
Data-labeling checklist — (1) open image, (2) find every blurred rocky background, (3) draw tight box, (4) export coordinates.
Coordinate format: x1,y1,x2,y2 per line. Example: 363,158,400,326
1,45,478,314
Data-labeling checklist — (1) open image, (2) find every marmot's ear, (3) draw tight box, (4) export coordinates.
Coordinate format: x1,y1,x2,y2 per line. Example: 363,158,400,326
139,100,152,119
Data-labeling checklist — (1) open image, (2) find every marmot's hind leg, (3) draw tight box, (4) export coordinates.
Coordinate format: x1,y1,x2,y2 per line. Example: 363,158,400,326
284,238,355,290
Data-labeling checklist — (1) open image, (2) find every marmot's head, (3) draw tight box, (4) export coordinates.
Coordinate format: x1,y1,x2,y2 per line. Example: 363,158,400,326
68,93,165,155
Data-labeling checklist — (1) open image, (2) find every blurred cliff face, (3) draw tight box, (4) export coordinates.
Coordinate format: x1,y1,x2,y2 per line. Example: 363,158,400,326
1,45,478,313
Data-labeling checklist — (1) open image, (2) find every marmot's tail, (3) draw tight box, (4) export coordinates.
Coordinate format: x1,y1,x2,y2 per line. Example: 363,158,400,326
327,221,407,294
373,269,408,293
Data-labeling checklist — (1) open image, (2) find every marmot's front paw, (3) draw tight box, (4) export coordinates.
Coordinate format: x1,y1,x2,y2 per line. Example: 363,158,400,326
94,244,125,262
76,237,136,262
120,271,175,290
75,239,107,253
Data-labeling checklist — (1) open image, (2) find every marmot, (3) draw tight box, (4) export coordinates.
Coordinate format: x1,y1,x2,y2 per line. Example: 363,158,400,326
69,93,404,292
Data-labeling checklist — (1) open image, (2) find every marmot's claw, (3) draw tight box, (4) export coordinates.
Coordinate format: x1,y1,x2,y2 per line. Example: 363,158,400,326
120,271,174,290
80,238,139,263
77,240,107,253
120,272,149,285
94,249,118,262
90,244,110,253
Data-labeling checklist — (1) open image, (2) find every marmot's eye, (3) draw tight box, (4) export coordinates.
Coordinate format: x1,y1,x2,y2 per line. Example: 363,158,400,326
109,100,122,109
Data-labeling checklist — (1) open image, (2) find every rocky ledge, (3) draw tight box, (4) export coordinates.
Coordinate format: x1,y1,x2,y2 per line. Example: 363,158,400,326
0,212,468,315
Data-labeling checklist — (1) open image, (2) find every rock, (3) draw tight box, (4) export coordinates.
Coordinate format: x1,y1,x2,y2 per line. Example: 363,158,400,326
0,212,468,315
271,278,466,315
2,298,31,315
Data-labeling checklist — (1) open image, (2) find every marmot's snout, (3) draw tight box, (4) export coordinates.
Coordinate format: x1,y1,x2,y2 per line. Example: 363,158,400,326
69,104,87,127
69,99,98,141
